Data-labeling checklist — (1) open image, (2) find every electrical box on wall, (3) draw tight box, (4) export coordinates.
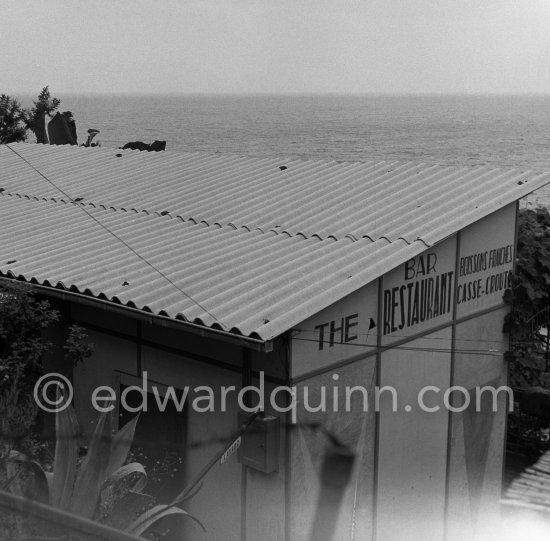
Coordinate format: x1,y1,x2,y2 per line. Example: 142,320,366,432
238,412,280,473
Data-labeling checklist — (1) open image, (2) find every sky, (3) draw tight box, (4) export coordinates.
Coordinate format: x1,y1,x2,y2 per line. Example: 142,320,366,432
3,0,550,95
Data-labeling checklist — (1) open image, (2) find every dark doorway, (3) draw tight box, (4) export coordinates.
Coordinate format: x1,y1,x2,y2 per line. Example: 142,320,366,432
119,383,187,503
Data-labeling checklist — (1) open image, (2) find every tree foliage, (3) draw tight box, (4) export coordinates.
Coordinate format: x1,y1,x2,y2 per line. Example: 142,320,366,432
504,207,550,387
0,94,28,144
24,86,61,135
0,87,61,144
0,279,92,450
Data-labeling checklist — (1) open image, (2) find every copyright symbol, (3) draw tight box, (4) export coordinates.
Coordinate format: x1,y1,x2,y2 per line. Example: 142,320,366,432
34,373,73,413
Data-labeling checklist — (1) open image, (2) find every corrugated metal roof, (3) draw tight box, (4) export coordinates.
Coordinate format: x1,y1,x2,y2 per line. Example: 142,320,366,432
0,195,421,340
503,450,550,513
1,143,549,341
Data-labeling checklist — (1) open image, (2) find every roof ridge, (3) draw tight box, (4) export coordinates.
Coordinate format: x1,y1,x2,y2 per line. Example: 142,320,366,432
8,140,549,173
3,143,550,250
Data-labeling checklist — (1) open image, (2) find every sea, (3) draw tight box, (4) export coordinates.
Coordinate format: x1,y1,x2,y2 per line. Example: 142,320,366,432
18,93,550,204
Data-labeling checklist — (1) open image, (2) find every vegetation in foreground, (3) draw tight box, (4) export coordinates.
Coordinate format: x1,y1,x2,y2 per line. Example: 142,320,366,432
505,207,550,456
0,87,61,144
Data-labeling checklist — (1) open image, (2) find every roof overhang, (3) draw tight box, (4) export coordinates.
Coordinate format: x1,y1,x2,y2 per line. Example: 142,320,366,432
20,280,274,352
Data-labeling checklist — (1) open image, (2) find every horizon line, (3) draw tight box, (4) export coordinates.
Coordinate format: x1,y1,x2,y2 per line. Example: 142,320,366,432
7,90,550,98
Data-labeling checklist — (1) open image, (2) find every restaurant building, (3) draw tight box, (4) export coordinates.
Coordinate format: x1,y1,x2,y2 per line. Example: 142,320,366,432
1,143,549,540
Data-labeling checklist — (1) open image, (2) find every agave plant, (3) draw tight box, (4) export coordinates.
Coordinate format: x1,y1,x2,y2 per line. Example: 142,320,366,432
9,398,202,539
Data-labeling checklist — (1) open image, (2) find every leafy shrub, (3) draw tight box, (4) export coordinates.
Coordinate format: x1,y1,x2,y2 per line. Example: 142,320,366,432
10,404,200,540
504,207,550,388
